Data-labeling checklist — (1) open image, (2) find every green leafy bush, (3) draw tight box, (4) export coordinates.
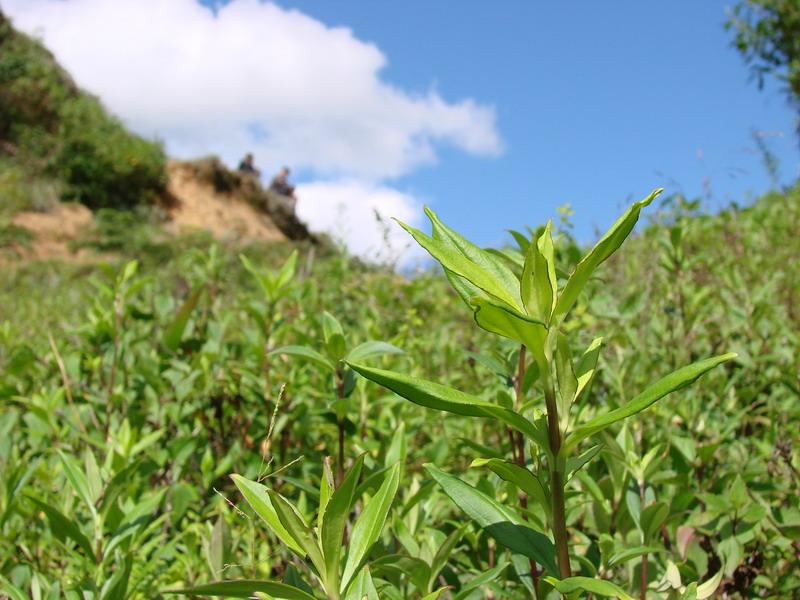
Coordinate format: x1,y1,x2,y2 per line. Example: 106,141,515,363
0,11,167,212
55,97,167,209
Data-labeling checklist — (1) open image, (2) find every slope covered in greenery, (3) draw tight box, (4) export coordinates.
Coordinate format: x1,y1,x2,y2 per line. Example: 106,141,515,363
0,182,797,598
0,8,166,217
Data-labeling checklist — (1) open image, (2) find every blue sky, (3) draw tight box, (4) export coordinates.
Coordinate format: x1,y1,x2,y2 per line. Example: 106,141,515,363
276,1,798,246
7,0,798,257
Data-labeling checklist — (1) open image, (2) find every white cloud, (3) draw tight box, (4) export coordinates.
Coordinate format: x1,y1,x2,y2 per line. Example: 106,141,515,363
3,0,500,263
2,0,501,179
296,180,427,267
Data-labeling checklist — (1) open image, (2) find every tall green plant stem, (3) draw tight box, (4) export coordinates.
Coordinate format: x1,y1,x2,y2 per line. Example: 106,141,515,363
105,293,123,433
336,370,346,487
543,370,571,579
639,480,648,600
514,345,540,599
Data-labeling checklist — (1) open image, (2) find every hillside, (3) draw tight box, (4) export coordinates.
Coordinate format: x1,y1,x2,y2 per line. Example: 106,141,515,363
0,8,313,260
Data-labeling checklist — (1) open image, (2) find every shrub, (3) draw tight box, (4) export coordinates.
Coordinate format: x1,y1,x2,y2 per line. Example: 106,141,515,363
1,12,168,212
54,97,167,209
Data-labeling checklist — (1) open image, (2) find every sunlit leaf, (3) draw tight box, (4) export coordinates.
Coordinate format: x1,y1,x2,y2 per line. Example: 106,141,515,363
544,576,635,599
425,464,558,576
341,463,401,592
271,345,337,372
230,475,305,556
554,188,662,323
165,580,316,599
563,353,736,453
348,362,548,450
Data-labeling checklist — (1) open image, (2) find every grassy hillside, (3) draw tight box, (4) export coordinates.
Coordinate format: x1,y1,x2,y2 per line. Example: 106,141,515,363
0,8,167,217
0,183,797,597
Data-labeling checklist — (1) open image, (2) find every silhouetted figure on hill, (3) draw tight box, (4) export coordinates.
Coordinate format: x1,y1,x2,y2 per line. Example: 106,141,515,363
238,153,260,176
269,166,295,199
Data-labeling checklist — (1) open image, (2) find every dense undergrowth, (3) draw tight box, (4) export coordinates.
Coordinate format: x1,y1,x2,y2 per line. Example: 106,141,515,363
0,9,166,218
0,185,798,599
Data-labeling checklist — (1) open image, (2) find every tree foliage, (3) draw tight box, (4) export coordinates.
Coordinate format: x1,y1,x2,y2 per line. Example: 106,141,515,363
727,0,800,132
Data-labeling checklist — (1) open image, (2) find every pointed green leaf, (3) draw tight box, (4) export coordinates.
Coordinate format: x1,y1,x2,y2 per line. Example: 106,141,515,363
83,449,103,507
396,218,521,308
554,189,662,322
429,526,465,589
231,474,305,556
322,312,346,360
318,458,335,532
208,514,231,576
343,565,379,600
275,249,299,290
575,337,603,399
563,353,736,453
28,497,95,561
346,341,404,363
426,206,522,306
565,444,602,482
521,223,556,322
271,345,337,372
606,545,664,568
696,567,723,599
347,362,547,451
371,554,431,593
424,464,558,576
165,580,316,599
239,254,275,299
267,489,325,577
100,553,132,600
321,454,365,589
470,458,549,514
469,297,547,360
0,461,37,528
543,576,635,600
341,463,401,591
163,285,205,352
555,332,578,425
508,229,530,252
58,451,96,518
640,501,669,541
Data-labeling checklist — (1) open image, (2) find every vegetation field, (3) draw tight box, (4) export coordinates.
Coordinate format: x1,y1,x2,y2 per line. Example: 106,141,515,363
1,183,798,599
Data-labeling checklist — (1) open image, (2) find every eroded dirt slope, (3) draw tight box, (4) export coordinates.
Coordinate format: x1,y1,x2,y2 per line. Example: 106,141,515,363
164,160,286,242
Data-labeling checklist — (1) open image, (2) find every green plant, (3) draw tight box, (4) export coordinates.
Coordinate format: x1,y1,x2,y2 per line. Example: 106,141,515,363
169,458,403,599
350,190,734,598
1,183,798,598
1,13,168,213
55,96,166,209
271,311,402,485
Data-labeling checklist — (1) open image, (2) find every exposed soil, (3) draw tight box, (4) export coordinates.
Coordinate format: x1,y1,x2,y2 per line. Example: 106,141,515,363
164,160,286,243
9,202,94,261
4,158,314,263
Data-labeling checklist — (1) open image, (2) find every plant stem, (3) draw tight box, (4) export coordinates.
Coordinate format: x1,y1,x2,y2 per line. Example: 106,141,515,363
639,480,648,600
105,294,122,435
336,370,346,486
544,379,571,578
337,418,345,487
515,345,540,599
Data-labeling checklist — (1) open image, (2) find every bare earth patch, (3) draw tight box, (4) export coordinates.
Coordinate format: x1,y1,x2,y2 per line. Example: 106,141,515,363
164,160,286,243
9,202,94,261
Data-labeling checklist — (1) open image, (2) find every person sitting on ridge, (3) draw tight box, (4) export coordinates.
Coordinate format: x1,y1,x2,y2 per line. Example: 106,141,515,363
238,152,260,176
269,166,296,199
